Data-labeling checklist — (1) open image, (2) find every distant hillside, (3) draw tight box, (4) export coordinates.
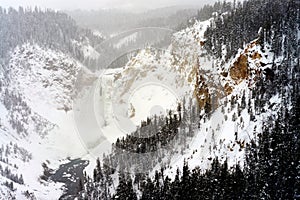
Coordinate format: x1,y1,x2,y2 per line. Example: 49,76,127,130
66,6,201,36
0,7,103,63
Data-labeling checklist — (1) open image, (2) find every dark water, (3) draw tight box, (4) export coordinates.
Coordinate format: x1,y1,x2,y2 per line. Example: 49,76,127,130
50,158,89,200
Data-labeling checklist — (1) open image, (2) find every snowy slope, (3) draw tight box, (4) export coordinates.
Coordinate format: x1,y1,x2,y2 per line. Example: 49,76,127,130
68,23,211,184
0,43,95,199
77,47,195,160
87,19,284,196
0,15,286,199
96,20,213,134
145,20,283,180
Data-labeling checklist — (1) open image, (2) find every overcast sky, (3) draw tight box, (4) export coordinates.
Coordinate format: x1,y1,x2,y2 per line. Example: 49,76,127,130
0,0,214,11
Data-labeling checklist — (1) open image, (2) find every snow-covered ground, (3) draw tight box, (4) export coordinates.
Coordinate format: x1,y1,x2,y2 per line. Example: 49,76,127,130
0,43,93,199
0,16,283,199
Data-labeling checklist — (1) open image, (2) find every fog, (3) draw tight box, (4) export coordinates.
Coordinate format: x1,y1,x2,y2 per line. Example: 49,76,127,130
1,0,214,11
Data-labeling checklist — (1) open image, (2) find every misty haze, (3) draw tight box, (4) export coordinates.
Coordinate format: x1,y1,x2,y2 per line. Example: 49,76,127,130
0,0,299,199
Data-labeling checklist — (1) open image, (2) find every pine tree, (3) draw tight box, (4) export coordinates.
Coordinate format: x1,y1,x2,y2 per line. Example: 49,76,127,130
141,178,155,200
114,173,137,200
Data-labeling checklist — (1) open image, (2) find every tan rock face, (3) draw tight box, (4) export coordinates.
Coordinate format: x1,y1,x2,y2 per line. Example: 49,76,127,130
221,72,228,77
199,41,206,47
230,54,249,84
251,52,262,60
194,69,211,108
195,86,210,108
224,83,233,95
194,74,227,110
192,55,207,108
193,40,265,111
